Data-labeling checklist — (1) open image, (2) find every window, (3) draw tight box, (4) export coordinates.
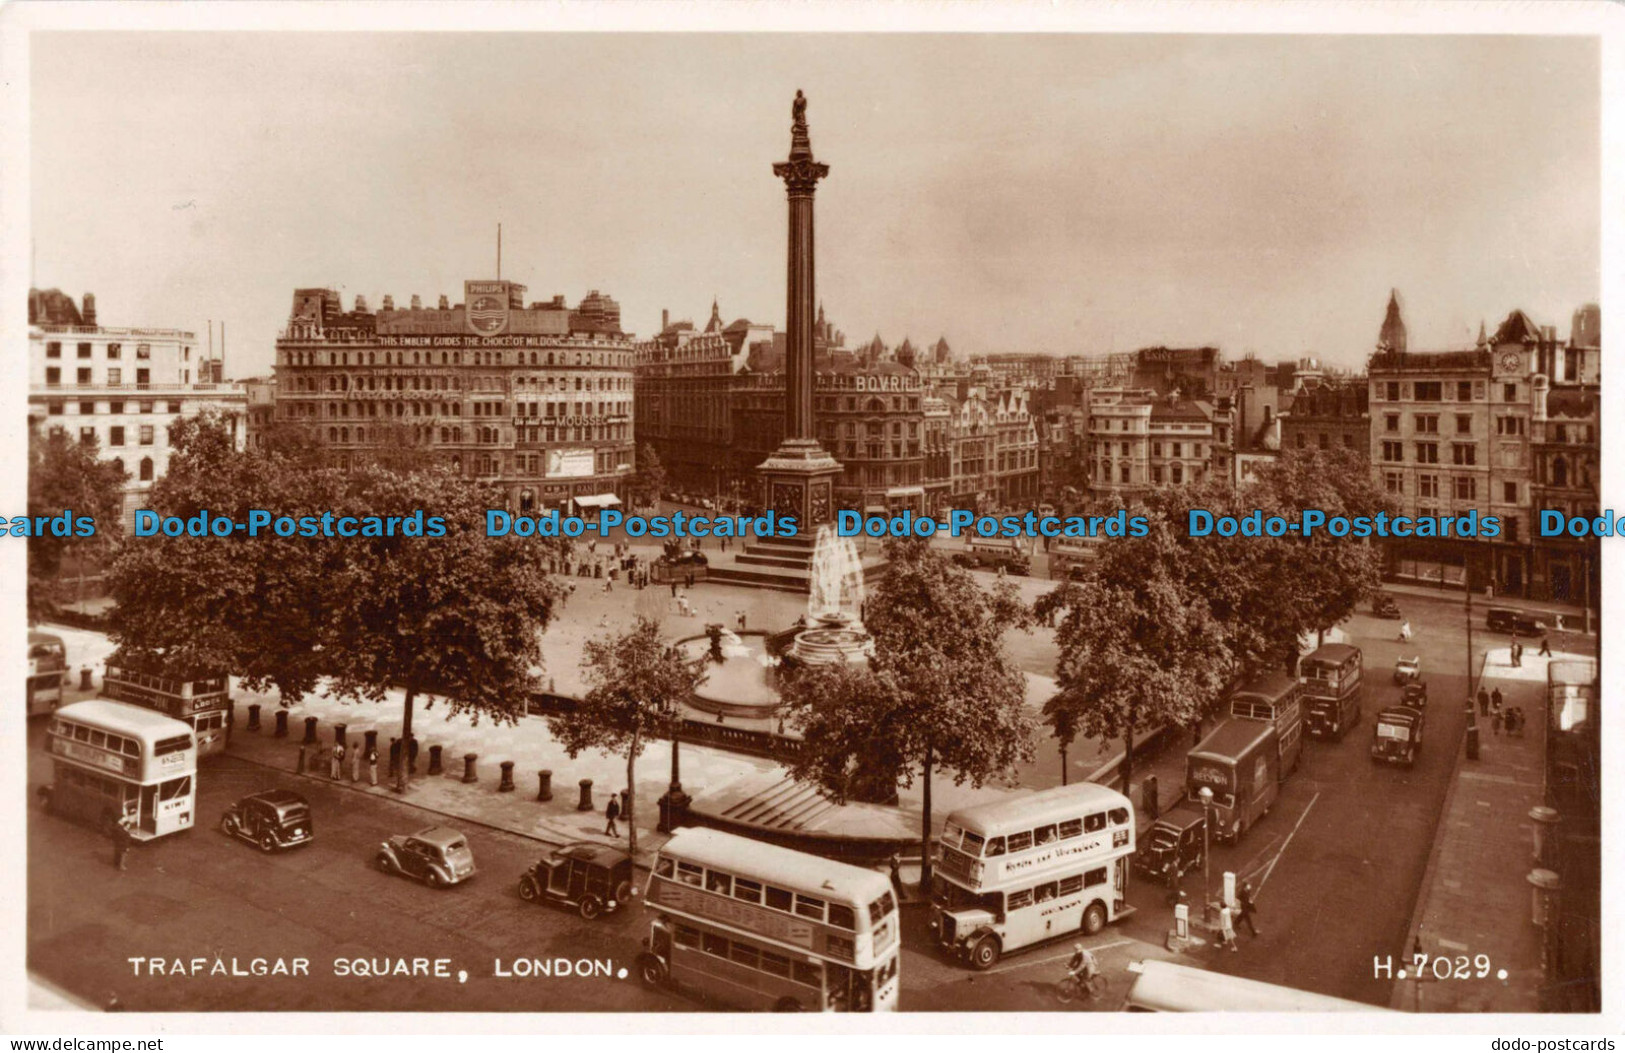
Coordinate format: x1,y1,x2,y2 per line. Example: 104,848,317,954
705,870,732,895
1506,517,1519,542
1455,415,1472,434
1006,830,1032,853
1415,442,1439,464
136,344,152,360
1415,382,1442,402
77,342,92,359
765,886,793,912
1496,417,1526,437
1109,807,1130,826
733,878,762,904
1453,477,1476,501
79,427,95,444
1384,471,1402,495
139,400,154,414
1385,382,1400,401
1084,812,1107,833
107,369,121,386
45,342,61,358
1416,415,1439,434
794,894,826,921
167,400,181,414
139,425,155,445
1058,874,1084,896
1381,441,1403,462
1007,888,1033,910
701,933,728,958
46,368,61,386
728,943,760,970
1058,818,1083,840
107,343,121,359
1418,475,1439,499
676,861,703,887
47,400,63,415
1033,881,1059,903
792,962,821,988
108,425,125,447
760,951,791,978
1033,824,1057,846
1084,867,1108,888
1457,381,1472,401
79,400,95,415
1504,482,1518,503
1451,443,1476,466
672,924,699,948
77,368,92,385
1503,384,1517,402
828,903,856,930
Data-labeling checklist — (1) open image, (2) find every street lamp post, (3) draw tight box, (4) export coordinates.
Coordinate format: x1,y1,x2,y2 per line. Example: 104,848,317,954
1198,785,1214,921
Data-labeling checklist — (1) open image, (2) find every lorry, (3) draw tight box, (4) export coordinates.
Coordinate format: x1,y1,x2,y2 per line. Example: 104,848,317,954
1185,719,1281,843
1227,671,1303,777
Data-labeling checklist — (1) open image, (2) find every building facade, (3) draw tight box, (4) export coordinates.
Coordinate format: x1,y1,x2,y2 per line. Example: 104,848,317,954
273,280,635,512
1280,380,1371,458
28,289,245,521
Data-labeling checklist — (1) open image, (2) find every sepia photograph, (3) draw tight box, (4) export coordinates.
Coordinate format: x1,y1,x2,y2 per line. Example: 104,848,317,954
2,2,1616,1038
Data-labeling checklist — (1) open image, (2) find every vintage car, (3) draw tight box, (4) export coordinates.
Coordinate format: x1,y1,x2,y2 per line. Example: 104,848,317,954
1393,655,1422,685
1132,803,1207,885
376,826,477,888
1371,594,1401,619
518,842,636,920
1485,606,1545,635
1370,706,1425,768
1400,682,1428,709
219,790,313,852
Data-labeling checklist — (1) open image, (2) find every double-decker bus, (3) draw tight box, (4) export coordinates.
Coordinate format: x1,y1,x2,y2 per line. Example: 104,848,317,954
931,782,1135,970
102,660,233,757
1123,959,1387,1012
1228,671,1303,777
43,700,197,839
27,631,68,717
1299,643,1364,741
639,828,900,1012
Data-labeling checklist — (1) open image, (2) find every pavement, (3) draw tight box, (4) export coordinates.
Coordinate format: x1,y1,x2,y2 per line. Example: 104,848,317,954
1392,645,1571,1012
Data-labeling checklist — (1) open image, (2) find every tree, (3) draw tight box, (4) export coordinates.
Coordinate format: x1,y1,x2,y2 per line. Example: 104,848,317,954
780,538,1036,885
547,617,705,859
635,444,667,506
106,411,342,704
1035,515,1231,795
27,423,127,621
322,466,566,792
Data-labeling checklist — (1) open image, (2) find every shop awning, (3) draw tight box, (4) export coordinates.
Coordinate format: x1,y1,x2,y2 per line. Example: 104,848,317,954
573,494,622,509
885,486,926,497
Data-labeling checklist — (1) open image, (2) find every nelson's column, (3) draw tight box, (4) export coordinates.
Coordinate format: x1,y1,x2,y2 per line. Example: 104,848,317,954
758,90,842,528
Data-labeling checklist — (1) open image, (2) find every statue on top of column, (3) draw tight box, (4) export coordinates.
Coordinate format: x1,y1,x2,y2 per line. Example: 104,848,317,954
792,90,807,134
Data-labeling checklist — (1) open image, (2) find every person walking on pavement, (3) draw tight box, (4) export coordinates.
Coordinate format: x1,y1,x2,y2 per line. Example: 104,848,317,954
1218,903,1238,952
1492,710,1504,736
670,579,678,599
331,741,345,780
1237,881,1261,938
604,793,621,838
1477,687,1490,716
888,854,904,900
1539,635,1552,657
110,813,134,871
367,745,379,786
1491,687,1503,713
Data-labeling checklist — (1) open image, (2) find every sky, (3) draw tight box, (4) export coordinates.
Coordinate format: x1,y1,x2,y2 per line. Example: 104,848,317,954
29,32,1600,377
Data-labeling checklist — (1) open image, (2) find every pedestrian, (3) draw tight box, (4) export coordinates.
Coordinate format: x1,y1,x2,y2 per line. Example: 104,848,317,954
670,579,678,599
1539,635,1552,657
1491,687,1503,712
604,793,621,838
1477,687,1490,716
351,747,363,782
686,571,695,589
110,813,134,871
367,746,379,786
1514,641,1523,667
331,741,345,780
1218,903,1238,952
888,854,904,899
1398,621,1413,643
1236,881,1260,938
737,611,747,632
1492,710,1503,736
603,576,613,593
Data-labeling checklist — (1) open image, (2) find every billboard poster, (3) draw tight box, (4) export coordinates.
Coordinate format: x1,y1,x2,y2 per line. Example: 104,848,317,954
546,449,595,478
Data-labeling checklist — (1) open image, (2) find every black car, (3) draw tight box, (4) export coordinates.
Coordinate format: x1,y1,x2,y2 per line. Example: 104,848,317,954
1132,803,1207,885
1372,594,1401,619
1371,706,1425,768
220,790,314,852
1401,682,1427,710
1485,607,1544,635
518,842,635,920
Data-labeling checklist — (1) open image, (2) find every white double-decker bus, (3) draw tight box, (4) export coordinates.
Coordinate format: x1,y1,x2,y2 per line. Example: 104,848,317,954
931,782,1135,969
639,828,900,1012
43,699,197,839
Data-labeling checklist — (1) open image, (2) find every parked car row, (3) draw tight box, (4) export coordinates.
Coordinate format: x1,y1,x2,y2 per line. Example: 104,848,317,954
218,792,633,918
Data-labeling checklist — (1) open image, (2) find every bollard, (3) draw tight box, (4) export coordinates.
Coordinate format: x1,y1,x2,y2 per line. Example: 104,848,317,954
499,761,515,792
274,709,289,737
334,723,348,751
1465,724,1480,761
1174,902,1190,940
461,753,479,784
79,667,93,691
246,704,261,732
296,745,307,774
619,788,630,818
537,770,553,802
303,716,318,745
428,744,444,776
577,778,594,812
1529,806,1561,865
1528,869,1561,928
389,738,401,777
1143,775,1160,822
363,728,379,755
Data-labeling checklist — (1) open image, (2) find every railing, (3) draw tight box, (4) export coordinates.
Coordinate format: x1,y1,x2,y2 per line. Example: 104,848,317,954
34,325,192,338
33,383,244,395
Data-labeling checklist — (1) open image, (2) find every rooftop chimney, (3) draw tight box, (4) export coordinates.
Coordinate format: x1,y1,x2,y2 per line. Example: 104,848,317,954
662,308,670,331
81,293,97,327
381,295,395,312
410,294,422,310
439,295,450,310
353,295,369,313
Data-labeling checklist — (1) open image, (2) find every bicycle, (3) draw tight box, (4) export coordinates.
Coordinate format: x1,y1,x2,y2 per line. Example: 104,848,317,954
1054,970,1106,1004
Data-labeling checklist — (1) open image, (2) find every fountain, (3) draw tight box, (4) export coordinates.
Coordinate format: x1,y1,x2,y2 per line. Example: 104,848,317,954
785,525,874,666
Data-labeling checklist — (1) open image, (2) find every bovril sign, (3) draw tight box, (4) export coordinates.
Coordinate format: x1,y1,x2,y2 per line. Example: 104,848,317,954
817,373,921,393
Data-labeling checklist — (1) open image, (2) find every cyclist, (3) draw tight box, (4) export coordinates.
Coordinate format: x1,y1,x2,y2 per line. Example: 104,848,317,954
1066,943,1100,992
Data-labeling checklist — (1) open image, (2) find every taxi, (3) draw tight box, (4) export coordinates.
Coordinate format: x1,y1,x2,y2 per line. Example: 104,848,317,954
517,841,635,920
376,826,477,888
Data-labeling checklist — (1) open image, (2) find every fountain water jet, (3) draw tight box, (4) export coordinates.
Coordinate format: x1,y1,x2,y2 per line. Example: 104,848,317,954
787,525,874,665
